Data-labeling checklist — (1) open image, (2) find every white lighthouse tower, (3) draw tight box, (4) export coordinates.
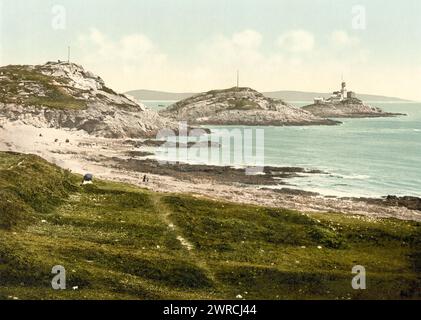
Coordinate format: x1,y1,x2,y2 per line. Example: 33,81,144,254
341,81,347,101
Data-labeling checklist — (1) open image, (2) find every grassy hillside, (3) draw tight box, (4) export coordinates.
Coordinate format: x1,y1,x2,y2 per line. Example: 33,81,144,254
0,151,420,300
0,65,87,110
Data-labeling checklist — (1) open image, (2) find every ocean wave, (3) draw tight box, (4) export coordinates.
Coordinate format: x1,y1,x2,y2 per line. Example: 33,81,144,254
336,174,370,180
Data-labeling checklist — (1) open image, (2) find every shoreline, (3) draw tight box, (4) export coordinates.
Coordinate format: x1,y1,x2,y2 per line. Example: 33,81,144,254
1,120,420,222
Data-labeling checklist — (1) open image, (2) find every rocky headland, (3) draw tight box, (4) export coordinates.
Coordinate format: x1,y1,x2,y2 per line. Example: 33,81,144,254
160,87,340,126
0,61,176,138
302,97,405,118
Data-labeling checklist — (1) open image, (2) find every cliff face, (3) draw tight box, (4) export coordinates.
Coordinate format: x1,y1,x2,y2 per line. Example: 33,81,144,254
302,98,404,118
0,62,175,138
160,87,340,126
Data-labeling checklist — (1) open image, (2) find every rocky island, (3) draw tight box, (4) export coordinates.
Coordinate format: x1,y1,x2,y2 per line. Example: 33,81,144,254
160,87,340,126
302,82,405,118
0,61,175,138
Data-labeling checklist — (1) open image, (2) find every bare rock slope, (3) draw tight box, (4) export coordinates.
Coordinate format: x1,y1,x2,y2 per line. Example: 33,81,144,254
302,97,405,118
0,61,175,138
160,87,340,126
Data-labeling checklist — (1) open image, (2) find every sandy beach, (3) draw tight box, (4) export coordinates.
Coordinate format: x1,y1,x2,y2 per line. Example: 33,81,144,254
1,118,420,222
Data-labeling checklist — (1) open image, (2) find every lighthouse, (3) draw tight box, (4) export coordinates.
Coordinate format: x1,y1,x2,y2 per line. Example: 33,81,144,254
341,82,347,101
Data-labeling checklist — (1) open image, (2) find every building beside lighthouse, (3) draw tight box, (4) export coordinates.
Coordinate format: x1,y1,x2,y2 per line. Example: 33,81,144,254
329,81,347,102
313,81,356,104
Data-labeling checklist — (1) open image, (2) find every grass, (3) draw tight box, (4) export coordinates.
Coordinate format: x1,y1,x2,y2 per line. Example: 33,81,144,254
226,98,260,111
0,151,420,300
0,65,87,110
167,87,261,113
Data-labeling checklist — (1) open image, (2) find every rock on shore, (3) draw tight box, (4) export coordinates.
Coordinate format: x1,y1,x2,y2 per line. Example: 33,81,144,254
160,87,340,126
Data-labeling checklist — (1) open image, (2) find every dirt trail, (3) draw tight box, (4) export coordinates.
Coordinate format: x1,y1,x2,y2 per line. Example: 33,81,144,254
150,194,219,284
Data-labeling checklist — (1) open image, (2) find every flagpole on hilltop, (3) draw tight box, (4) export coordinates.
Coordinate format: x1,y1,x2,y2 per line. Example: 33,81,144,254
237,70,239,88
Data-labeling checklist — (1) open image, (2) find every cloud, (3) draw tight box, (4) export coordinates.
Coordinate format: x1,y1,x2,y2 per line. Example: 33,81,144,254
77,28,168,91
330,30,360,47
78,28,166,64
277,30,315,52
75,28,407,99
197,30,264,69
232,29,262,49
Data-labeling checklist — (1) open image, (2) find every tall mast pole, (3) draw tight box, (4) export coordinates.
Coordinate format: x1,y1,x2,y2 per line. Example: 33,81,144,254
237,70,239,88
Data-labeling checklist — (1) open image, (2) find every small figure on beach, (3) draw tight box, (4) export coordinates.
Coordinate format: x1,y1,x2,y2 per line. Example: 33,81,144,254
143,175,149,183
81,173,93,185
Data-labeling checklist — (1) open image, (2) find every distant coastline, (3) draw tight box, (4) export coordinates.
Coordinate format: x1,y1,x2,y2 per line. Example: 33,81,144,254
127,89,414,104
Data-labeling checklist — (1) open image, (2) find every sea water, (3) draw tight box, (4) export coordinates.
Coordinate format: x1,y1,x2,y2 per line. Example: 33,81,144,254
143,101,421,198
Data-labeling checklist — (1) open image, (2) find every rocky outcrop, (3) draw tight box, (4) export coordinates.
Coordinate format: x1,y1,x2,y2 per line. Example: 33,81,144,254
357,195,421,212
302,98,405,118
384,196,421,211
160,87,340,126
0,102,176,138
0,61,176,138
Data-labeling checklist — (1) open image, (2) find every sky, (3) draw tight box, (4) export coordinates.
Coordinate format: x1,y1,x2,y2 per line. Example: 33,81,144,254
1,0,421,100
